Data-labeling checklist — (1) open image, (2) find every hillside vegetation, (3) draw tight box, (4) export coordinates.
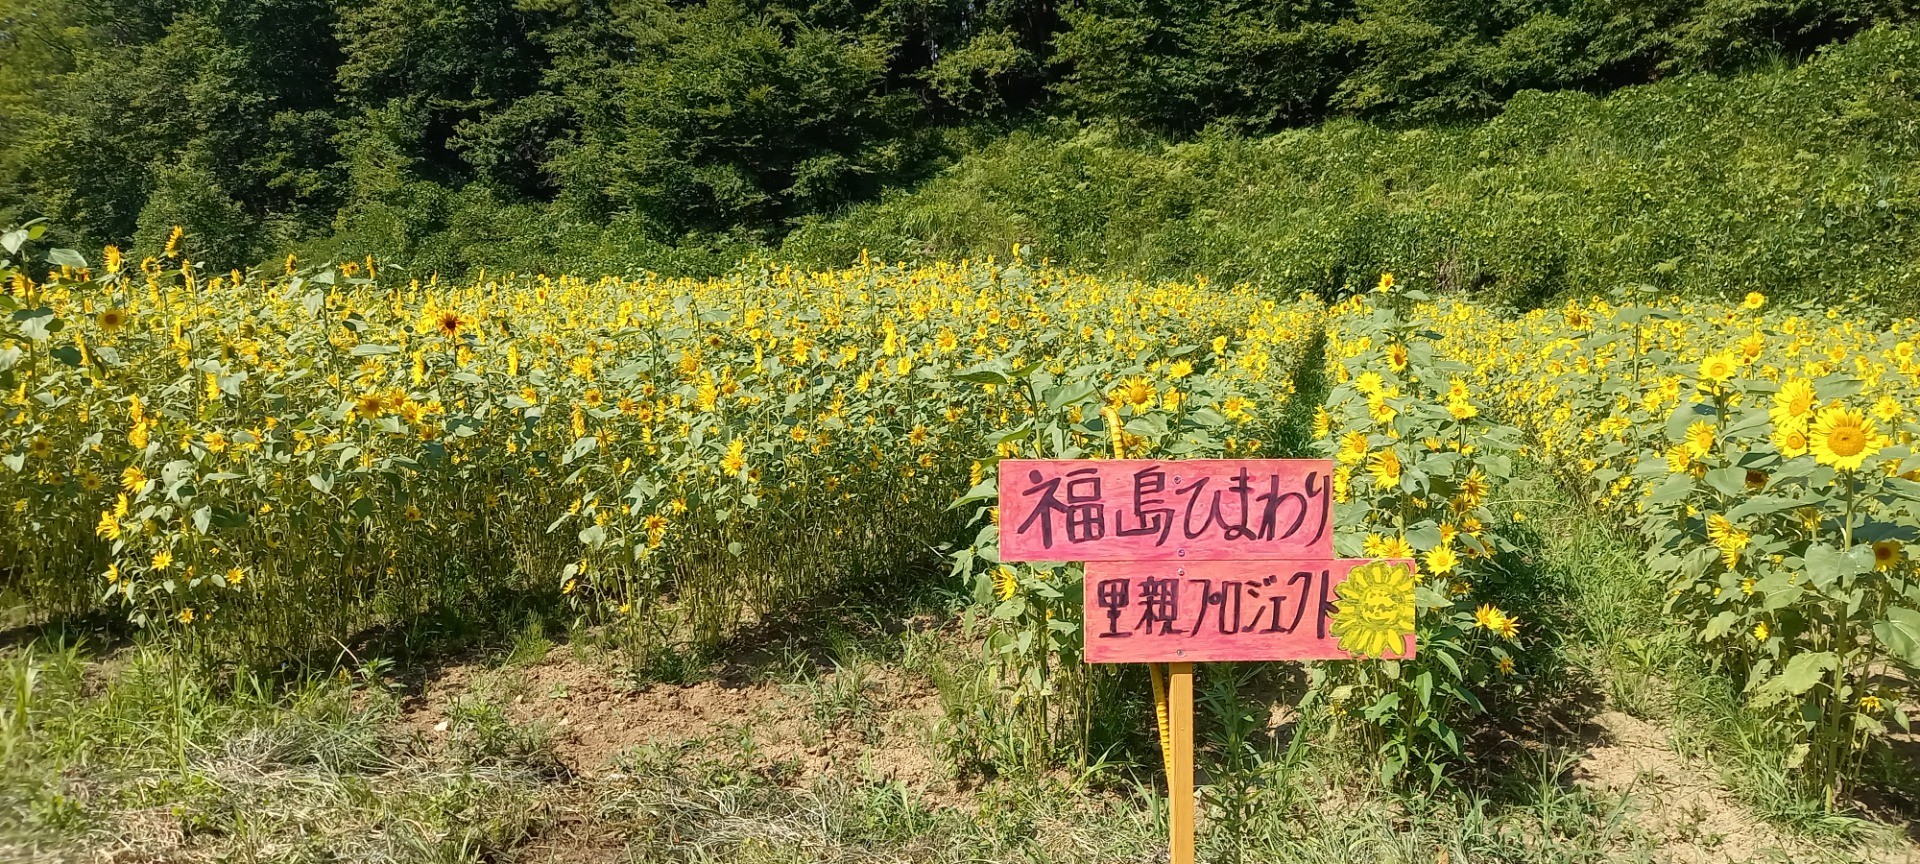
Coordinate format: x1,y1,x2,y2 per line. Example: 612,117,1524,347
0,0,1910,290
788,27,1920,310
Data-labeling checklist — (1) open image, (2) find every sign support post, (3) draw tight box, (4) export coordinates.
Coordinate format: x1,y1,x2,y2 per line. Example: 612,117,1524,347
1168,662,1195,864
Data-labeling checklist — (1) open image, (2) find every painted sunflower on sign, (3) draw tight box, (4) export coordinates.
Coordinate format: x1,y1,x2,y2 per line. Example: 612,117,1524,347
1330,560,1417,658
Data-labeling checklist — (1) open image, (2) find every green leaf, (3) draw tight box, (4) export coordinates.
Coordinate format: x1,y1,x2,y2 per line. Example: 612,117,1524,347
1044,380,1098,410
1804,543,1871,592
1730,495,1799,520
953,363,1012,385
1702,610,1739,641
1873,607,1920,669
1704,467,1746,497
1752,652,1838,708
1665,402,1714,443
1649,475,1693,506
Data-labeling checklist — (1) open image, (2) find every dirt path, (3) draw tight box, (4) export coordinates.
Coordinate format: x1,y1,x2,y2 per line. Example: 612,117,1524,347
1574,710,1916,864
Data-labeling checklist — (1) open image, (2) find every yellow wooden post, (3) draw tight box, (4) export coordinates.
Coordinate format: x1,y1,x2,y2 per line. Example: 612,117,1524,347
1168,662,1195,864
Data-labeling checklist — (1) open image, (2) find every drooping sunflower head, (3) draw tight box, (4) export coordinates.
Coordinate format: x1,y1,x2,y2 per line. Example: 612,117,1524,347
993,566,1019,601
1330,561,1416,659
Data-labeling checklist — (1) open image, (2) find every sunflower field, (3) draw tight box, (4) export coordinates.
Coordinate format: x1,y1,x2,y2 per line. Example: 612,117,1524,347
9,216,1920,807
0,225,1323,672
1428,290,1920,804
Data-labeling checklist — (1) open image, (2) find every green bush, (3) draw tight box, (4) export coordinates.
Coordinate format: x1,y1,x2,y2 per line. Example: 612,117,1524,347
787,26,1920,310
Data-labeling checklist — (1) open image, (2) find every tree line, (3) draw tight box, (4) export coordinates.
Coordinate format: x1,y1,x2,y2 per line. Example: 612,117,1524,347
0,0,1904,268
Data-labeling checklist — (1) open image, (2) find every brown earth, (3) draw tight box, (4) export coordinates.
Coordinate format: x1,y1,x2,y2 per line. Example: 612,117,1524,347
396,646,953,795
1573,710,1917,864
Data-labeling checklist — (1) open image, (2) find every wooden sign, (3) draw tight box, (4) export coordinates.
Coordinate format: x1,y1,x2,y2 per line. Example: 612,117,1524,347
996,458,1333,561
1083,558,1417,663
991,457,1412,864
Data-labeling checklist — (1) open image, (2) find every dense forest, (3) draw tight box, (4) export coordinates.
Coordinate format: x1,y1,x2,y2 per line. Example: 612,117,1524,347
0,0,1910,284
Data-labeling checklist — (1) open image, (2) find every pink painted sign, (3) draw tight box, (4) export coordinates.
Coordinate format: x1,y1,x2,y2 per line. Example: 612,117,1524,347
1082,558,1417,663
997,459,1333,562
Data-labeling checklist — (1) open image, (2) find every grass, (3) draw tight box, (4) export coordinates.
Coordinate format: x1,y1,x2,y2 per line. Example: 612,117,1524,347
0,639,561,861
1,557,1899,863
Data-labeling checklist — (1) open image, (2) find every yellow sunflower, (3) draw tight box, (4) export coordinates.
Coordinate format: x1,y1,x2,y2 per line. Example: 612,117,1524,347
1114,376,1157,410
1773,422,1809,458
1770,379,1815,428
1874,540,1905,572
1809,405,1883,471
1330,561,1416,658
1377,535,1416,560
1336,431,1370,465
1424,544,1459,575
1684,420,1716,458
1367,448,1402,488
993,566,1019,601
720,439,747,475
434,310,467,337
1697,351,1739,389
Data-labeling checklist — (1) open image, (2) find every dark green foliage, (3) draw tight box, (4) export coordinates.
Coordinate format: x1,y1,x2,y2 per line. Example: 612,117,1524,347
1055,0,1909,130
1053,0,1353,132
786,27,1920,310
0,0,1056,266
3,0,346,262
0,0,1910,272
334,0,559,196
545,0,925,235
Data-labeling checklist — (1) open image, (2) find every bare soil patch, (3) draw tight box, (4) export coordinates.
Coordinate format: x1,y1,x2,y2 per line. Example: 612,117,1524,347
1573,710,1915,864
397,646,952,793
